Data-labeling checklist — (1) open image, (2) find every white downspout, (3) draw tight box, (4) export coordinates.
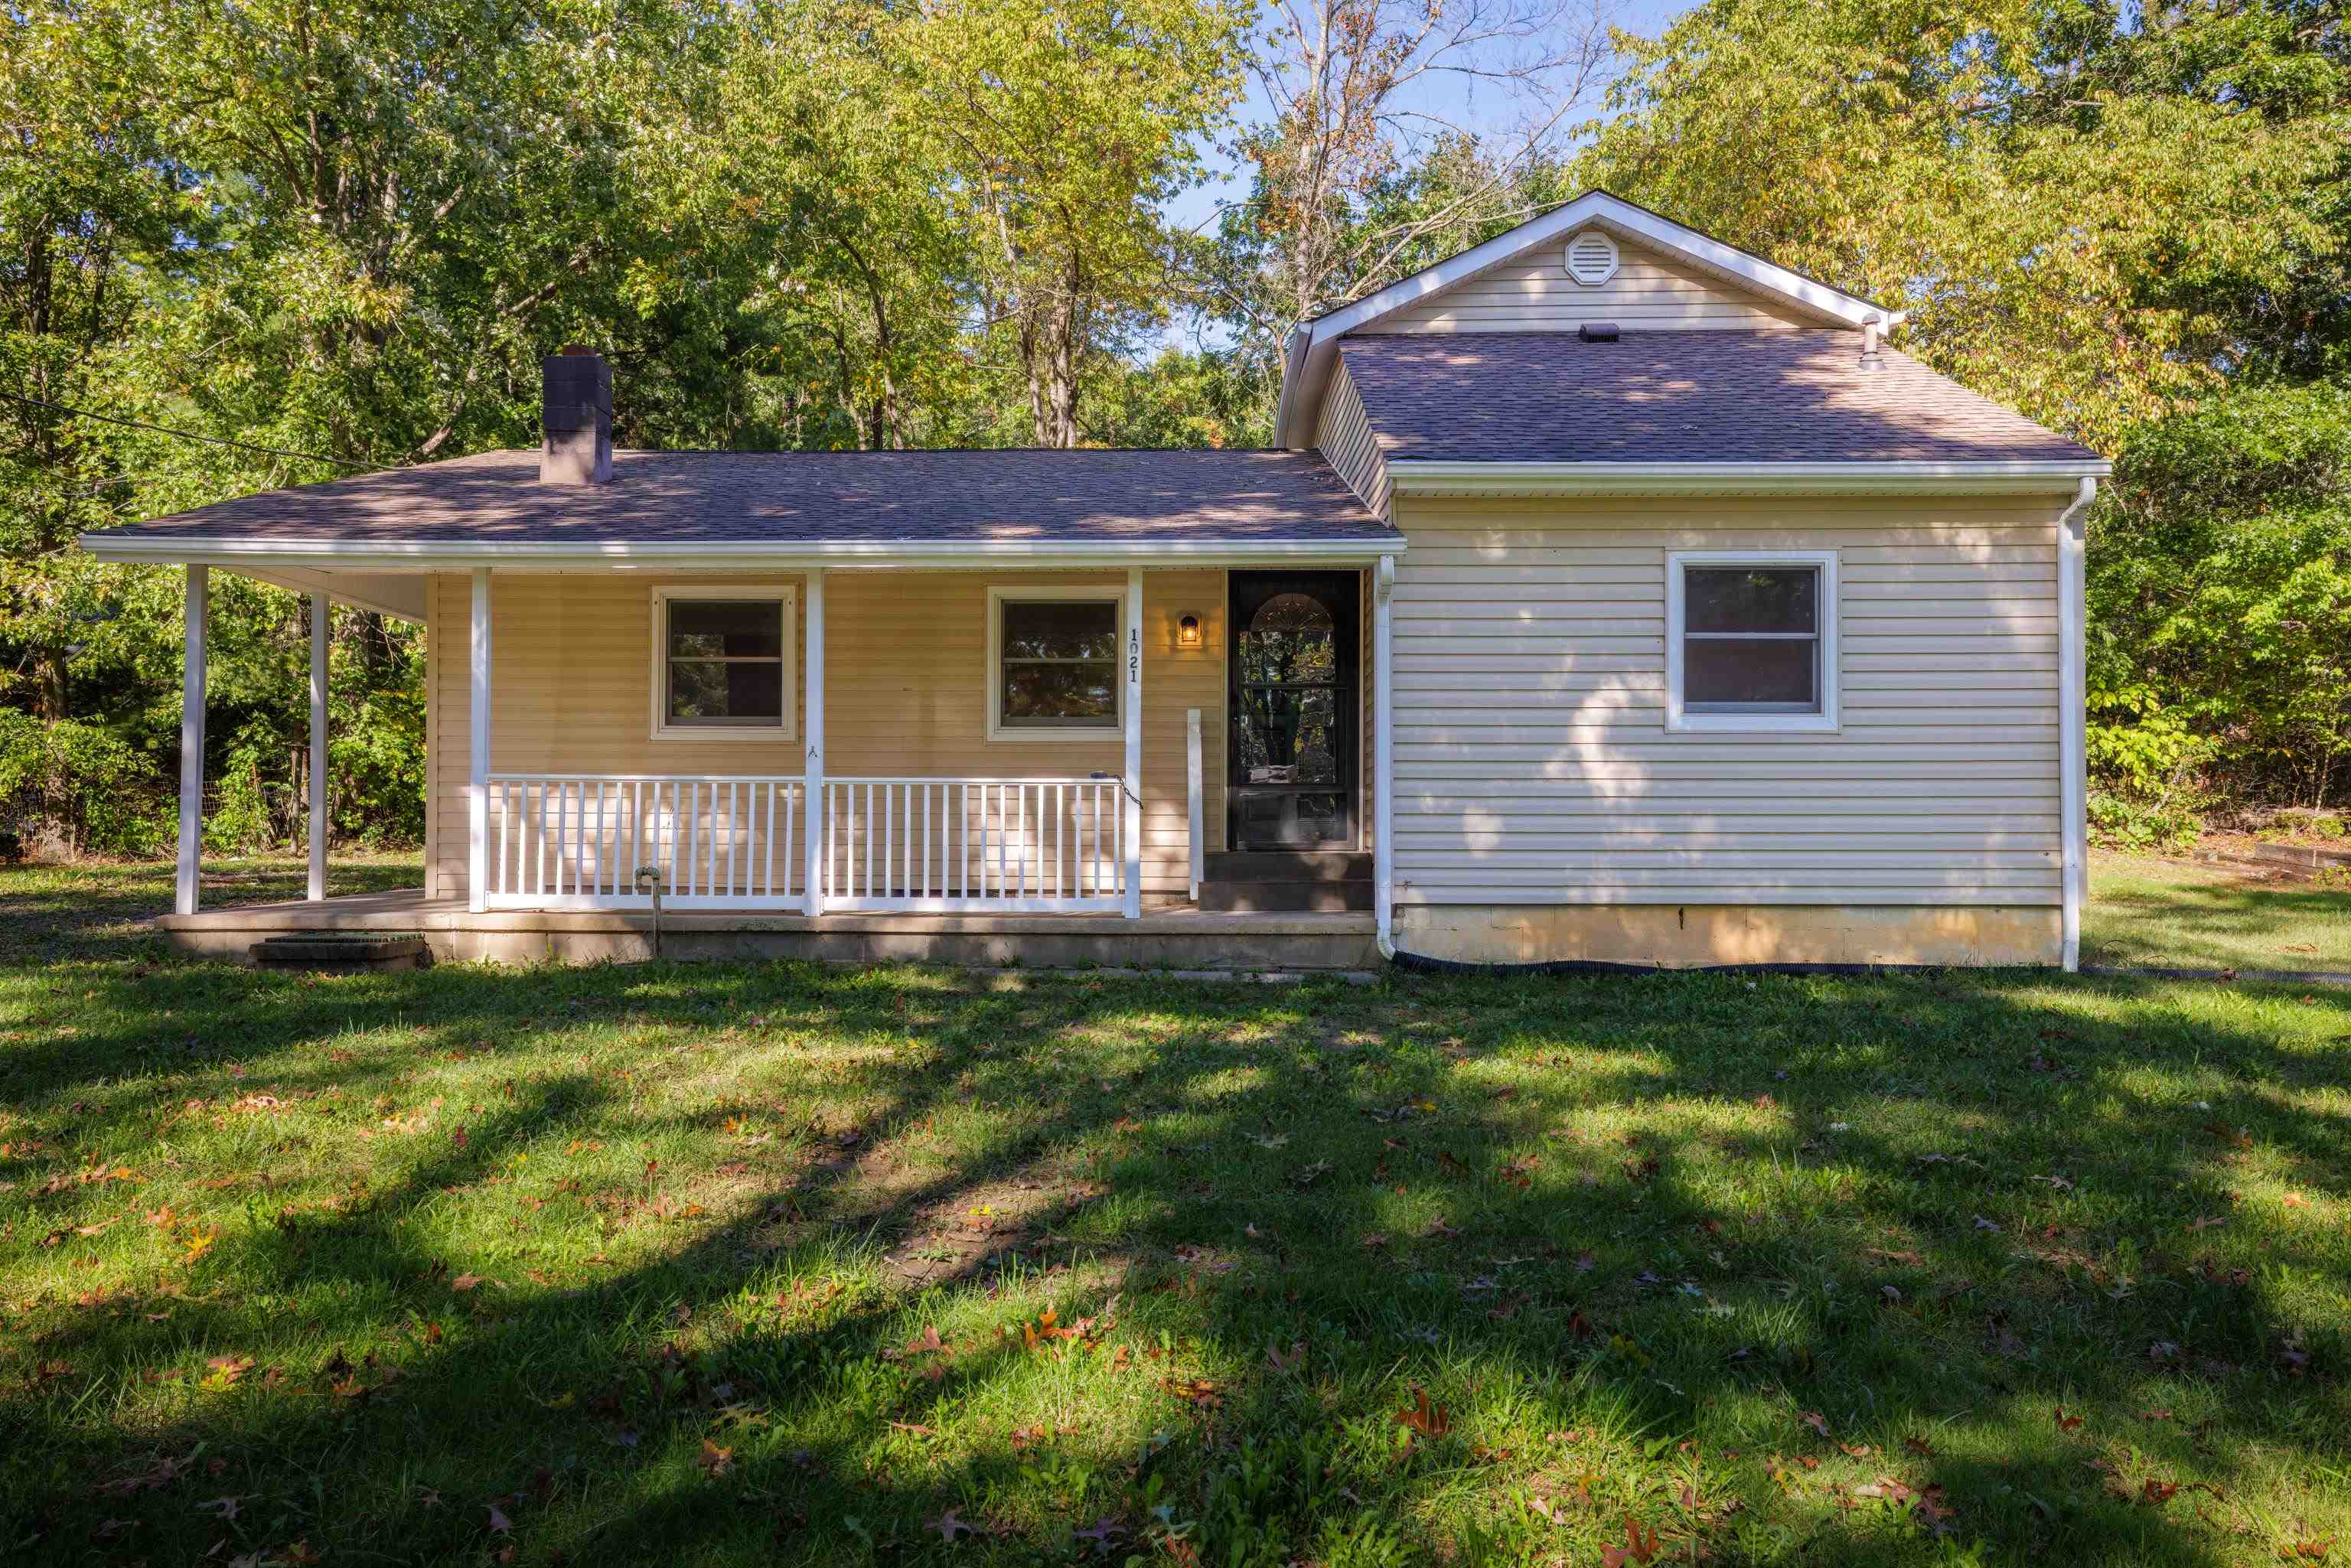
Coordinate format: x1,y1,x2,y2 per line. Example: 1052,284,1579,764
2056,476,2095,971
1374,554,1396,961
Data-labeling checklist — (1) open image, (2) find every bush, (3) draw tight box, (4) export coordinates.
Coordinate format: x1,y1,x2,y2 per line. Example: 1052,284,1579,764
2088,379,2351,813
0,710,171,857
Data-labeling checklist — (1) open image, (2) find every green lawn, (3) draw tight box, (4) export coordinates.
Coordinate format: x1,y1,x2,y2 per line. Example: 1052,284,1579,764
2085,850,2351,973
2,862,2348,1567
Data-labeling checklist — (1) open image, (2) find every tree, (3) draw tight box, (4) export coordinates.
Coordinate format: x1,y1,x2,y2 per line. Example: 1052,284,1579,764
1579,0,2349,451
1197,0,1616,383
889,0,1250,447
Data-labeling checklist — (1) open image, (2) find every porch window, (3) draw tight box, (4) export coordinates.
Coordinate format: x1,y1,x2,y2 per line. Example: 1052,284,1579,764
651,588,797,740
986,587,1120,740
1665,551,1839,732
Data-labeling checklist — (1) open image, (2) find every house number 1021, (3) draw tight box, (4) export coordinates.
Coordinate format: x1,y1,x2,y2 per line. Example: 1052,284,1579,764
1128,627,1140,683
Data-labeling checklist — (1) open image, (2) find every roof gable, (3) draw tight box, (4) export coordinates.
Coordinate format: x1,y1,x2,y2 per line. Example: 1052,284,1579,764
1352,232,1817,336
1275,190,1894,446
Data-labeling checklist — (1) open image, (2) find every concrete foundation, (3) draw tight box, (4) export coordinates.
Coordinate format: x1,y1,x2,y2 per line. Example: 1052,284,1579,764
155,891,1381,971
1394,903,2063,969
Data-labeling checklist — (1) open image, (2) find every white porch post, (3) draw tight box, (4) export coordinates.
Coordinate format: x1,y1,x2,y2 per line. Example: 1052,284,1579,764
803,567,827,918
308,593,329,901
468,568,493,914
1123,566,1143,918
1374,556,1395,960
174,564,208,916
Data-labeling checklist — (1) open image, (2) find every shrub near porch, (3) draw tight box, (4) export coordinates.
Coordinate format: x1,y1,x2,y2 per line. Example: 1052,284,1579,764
2,929,2346,1563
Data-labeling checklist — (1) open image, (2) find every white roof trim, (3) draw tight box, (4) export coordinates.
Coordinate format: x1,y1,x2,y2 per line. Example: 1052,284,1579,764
77,534,1404,572
1277,189,1894,448
1387,458,2111,498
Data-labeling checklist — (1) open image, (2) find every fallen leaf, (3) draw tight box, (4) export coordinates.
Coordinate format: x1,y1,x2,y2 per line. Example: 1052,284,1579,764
1394,1386,1452,1438
1799,1410,1831,1438
696,1439,733,1478
926,1506,976,1543
1599,1514,1661,1567
2056,1407,2085,1433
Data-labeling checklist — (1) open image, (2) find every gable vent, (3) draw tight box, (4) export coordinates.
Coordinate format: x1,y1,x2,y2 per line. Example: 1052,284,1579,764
1564,228,1619,286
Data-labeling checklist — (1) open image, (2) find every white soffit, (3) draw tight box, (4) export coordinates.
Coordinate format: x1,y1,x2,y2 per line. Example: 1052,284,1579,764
1276,189,1894,447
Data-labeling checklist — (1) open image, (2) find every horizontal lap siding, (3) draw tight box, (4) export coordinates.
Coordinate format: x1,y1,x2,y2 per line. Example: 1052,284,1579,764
1391,497,2066,907
1315,362,1389,514
429,570,1224,902
1361,237,1814,334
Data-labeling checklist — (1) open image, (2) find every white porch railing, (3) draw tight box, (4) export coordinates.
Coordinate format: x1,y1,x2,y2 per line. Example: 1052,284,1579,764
820,777,1126,912
484,775,804,910
480,773,1126,914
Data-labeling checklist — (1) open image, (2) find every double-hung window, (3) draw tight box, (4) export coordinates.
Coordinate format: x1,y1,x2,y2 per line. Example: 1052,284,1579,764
651,587,796,740
986,587,1121,740
1665,551,1838,732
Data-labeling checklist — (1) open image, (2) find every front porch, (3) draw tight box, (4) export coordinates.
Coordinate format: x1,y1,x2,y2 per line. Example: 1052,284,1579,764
157,546,1400,967
152,887,1380,970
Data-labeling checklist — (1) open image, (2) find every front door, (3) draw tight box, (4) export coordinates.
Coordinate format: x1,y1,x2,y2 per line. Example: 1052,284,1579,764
1227,571,1359,849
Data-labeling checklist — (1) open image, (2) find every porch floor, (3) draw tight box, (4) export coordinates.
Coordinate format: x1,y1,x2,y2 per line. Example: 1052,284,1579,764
153,889,1381,971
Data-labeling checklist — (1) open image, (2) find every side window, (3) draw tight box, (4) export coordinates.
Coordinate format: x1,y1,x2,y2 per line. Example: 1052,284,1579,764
1666,553,1838,732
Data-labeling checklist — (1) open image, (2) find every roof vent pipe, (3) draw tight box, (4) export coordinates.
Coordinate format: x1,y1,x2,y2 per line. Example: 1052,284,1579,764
1860,317,1884,370
541,347,613,484
1579,321,1619,343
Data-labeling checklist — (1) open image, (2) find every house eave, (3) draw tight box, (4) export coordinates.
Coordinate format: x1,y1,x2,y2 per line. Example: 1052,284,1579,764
76,533,1405,572
1384,459,2113,499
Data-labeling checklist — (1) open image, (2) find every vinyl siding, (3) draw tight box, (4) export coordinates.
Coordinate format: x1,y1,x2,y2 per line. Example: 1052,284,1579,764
1361,235,1816,334
428,570,1225,903
1389,495,2066,907
1315,361,1388,514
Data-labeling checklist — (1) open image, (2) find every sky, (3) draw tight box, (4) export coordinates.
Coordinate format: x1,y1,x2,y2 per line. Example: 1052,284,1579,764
1159,0,1689,242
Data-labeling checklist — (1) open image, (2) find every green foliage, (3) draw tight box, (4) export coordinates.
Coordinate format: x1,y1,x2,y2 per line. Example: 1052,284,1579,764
0,709,168,855
2089,380,2351,811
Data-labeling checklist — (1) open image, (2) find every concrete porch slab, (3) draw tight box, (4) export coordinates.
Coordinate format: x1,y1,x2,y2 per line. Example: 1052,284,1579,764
152,891,1382,970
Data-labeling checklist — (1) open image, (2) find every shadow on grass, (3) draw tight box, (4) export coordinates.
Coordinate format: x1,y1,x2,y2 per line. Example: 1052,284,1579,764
2,945,2347,1566
2083,867,2351,970
0,856,425,966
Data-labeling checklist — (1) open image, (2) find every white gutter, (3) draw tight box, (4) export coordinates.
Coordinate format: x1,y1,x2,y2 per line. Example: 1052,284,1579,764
1387,459,2111,498
2056,475,2096,972
77,535,1406,572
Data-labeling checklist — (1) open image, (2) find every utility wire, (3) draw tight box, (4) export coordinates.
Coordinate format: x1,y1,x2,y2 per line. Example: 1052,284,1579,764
0,390,380,471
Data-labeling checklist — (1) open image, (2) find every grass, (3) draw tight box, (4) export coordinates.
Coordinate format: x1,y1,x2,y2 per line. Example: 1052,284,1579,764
2,862,2348,1567
2083,849,2351,973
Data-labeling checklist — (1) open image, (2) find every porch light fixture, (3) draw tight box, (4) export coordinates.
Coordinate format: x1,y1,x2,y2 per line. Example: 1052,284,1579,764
1177,613,1202,649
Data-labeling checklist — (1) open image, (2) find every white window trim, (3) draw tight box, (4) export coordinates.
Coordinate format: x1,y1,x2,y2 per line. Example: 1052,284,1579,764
649,584,797,742
985,585,1124,744
1665,549,1840,734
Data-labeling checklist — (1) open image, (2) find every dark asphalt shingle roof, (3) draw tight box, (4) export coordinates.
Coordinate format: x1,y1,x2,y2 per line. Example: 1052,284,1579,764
1338,331,2104,466
92,448,1395,547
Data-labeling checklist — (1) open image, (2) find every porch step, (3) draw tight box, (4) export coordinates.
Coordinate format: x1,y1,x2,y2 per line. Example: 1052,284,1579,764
250,932,430,973
1199,851,1372,914
1203,852,1371,883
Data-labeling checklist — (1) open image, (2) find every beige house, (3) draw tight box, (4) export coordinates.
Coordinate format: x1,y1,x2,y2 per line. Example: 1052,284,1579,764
88,192,2108,971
